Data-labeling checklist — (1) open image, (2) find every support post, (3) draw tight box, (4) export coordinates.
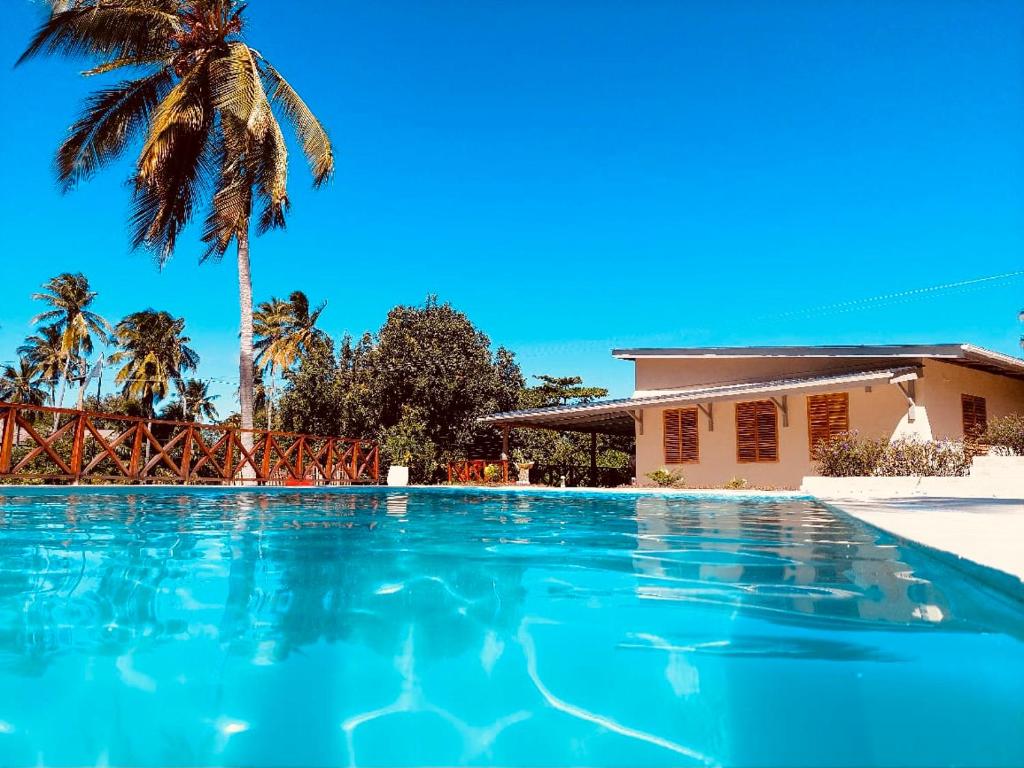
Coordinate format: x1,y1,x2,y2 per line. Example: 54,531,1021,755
70,413,86,484
771,396,789,427
590,431,598,487
629,409,644,436
698,403,714,432
501,426,509,459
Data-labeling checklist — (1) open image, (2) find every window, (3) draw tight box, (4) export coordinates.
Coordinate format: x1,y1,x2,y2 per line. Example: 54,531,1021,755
736,400,778,463
961,394,987,440
663,408,699,463
807,393,849,457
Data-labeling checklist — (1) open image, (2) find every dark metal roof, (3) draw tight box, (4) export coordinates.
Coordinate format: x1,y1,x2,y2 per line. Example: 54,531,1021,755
479,366,919,435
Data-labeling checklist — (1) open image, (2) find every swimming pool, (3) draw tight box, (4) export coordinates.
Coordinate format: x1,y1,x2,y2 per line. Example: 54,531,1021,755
0,487,1020,767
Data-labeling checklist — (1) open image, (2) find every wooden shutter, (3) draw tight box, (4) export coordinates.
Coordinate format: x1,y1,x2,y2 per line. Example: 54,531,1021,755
807,393,849,456
663,408,699,463
736,400,778,463
961,394,987,440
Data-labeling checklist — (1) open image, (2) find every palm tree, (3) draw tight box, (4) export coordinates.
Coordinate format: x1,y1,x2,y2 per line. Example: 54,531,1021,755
0,359,49,444
165,378,219,423
18,326,66,409
254,290,327,429
18,1,334,467
109,310,199,418
30,273,111,410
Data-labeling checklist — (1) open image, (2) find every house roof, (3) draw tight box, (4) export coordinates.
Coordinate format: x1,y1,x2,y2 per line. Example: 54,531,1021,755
478,366,920,435
612,343,1024,381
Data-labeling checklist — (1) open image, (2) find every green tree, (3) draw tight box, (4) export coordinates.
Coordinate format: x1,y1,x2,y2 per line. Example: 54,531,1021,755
109,310,199,418
29,273,111,411
162,378,219,423
255,291,327,429
279,297,523,482
18,325,67,410
0,359,48,407
19,0,334,463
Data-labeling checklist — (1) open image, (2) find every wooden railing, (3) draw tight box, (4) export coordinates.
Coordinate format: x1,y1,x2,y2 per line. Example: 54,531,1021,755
447,459,509,484
0,401,379,486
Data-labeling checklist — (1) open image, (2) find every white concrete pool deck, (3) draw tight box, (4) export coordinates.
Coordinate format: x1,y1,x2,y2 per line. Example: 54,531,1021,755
819,496,1024,584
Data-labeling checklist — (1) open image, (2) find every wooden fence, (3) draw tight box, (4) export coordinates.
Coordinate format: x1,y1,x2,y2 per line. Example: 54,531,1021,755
0,401,378,486
447,459,509,484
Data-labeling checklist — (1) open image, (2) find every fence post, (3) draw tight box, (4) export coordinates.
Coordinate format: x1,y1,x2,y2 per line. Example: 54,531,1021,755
372,445,379,483
0,405,15,475
225,429,235,483
181,424,194,484
128,421,144,482
325,438,335,485
70,412,86,484
296,436,305,480
351,441,359,481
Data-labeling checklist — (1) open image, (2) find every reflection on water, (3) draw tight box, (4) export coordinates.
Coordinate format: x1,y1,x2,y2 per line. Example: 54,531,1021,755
0,489,1021,767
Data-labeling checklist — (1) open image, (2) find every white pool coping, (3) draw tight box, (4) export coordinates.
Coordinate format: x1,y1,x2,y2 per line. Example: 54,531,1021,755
818,496,1024,585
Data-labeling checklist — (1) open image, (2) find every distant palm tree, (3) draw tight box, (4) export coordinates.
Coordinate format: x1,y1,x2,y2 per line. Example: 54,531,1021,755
0,359,49,444
18,326,66,408
18,1,334,465
255,291,327,429
110,310,199,418
166,378,219,424
30,273,111,410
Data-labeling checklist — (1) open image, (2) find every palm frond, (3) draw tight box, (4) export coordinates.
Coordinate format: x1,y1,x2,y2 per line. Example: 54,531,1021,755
256,54,334,187
255,118,289,234
17,5,178,67
57,69,173,191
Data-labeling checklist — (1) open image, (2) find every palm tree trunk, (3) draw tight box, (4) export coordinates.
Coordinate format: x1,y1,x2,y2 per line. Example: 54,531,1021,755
237,228,256,482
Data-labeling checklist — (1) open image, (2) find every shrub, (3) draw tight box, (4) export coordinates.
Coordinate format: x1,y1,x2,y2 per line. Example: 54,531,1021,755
812,431,886,477
813,431,972,477
724,477,748,490
646,468,685,487
873,437,972,477
483,463,504,483
982,413,1024,456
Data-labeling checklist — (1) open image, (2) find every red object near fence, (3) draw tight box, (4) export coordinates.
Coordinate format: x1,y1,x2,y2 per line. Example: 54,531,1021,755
447,459,509,484
0,401,379,486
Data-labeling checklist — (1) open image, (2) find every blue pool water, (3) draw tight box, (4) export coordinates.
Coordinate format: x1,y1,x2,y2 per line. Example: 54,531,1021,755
0,487,1021,767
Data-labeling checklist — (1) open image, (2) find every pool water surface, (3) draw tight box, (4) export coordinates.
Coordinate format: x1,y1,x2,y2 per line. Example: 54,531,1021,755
0,488,1021,767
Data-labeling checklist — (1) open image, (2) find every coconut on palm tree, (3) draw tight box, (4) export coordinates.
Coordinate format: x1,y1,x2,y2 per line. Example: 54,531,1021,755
18,1,334,462
254,290,327,429
109,310,199,418
30,273,111,411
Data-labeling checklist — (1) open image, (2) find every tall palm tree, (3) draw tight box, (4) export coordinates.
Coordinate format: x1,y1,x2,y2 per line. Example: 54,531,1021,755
0,360,49,444
254,290,327,429
30,273,111,411
18,1,334,464
109,310,199,418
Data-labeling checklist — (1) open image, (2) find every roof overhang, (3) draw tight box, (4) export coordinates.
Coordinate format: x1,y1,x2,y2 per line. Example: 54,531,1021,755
478,366,920,435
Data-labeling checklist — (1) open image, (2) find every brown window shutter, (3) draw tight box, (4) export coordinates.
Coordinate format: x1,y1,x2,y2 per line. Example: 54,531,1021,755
737,400,778,462
663,408,699,463
807,393,849,456
961,394,987,440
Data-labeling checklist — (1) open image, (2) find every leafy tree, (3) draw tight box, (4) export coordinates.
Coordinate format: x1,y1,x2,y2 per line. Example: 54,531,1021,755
18,0,334,461
29,273,111,410
109,310,199,417
280,297,523,482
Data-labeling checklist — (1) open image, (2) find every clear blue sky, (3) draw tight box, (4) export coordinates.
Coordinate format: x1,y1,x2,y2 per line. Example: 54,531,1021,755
1,0,1022,410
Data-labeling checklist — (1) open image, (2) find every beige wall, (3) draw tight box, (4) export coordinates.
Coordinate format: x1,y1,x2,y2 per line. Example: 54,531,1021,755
634,359,1024,490
633,356,922,393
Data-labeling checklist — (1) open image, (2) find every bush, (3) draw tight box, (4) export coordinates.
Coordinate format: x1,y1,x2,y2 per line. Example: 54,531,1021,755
982,413,1024,455
813,431,972,477
646,468,685,487
483,463,504,483
812,431,886,477
724,477,748,490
